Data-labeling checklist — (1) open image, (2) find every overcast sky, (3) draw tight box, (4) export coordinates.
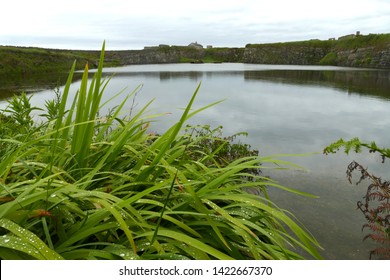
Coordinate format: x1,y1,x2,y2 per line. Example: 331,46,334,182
1,0,389,50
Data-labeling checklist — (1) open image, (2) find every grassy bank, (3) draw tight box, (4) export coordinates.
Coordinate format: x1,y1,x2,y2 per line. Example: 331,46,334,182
246,33,390,50
0,46,123,76
332,33,390,50
0,46,93,75
0,43,322,260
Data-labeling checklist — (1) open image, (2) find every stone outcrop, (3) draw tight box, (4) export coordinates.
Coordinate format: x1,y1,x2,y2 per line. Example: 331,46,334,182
104,36,390,69
241,34,390,69
242,43,330,65
105,46,244,64
333,46,390,68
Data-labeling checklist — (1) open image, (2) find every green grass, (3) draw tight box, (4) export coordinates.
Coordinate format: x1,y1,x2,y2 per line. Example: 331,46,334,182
0,43,322,260
0,47,91,77
0,46,122,77
178,57,203,63
333,33,390,50
246,33,390,50
319,52,338,65
246,39,334,49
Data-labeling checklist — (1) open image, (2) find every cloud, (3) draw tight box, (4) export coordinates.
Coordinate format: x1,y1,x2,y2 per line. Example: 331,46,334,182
1,0,389,49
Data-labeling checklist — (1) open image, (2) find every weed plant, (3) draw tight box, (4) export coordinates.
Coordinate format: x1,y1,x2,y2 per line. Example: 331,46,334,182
0,43,322,260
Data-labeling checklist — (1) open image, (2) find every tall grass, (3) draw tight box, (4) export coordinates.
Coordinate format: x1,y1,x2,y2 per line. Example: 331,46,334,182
0,43,322,260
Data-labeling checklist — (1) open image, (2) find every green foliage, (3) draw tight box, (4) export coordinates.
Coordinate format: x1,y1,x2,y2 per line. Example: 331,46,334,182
182,125,261,181
0,46,121,78
319,52,338,65
246,39,334,49
41,88,63,121
0,46,90,76
178,57,199,63
0,218,63,260
246,34,390,51
2,93,41,129
324,137,390,162
0,113,19,136
0,44,322,260
0,113,24,159
333,33,390,50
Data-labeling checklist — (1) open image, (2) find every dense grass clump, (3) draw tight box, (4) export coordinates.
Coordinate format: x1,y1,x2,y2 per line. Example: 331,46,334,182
0,46,91,76
333,33,390,50
0,43,322,260
319,52,338,66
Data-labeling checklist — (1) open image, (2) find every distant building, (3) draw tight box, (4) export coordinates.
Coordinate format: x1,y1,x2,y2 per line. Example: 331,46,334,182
206,45,213,49
188,42,203,49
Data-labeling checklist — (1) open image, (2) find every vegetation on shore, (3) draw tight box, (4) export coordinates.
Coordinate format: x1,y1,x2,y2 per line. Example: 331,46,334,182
332,33,390,50
0,46,95,76
246,33,390,50
0,43,322,260
246,38,334,49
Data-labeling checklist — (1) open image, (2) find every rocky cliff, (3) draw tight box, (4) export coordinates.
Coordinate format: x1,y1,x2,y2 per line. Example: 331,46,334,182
332,46,390,68
242,41,331,65
107,47,198,64
104,34,390,69
105,46,244,65
242,34,390,68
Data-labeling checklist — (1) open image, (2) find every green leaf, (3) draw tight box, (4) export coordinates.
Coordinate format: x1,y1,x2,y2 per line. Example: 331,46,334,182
140,229,235,260
136,83,202,181
0,218,63,260
206,194,323,259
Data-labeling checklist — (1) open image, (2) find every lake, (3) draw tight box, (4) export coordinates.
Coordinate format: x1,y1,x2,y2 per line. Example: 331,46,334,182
1,63,390,259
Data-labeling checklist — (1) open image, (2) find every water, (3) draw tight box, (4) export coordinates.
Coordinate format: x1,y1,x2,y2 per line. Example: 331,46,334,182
1,63,389,259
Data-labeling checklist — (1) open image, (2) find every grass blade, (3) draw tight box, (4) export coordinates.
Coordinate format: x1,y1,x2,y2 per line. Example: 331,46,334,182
141,229,235,260
0,218,63,260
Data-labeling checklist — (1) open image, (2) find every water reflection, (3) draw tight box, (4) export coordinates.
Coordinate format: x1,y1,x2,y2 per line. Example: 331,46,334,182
244,69,390,100
0,71,82,99
95,65,390,100
5,63,386,101
99,69,245,82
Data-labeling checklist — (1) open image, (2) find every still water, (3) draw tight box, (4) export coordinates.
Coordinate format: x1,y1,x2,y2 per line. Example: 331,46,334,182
1,63,390,259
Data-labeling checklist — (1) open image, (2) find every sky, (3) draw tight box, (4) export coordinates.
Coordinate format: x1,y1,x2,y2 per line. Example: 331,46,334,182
1,0,390,50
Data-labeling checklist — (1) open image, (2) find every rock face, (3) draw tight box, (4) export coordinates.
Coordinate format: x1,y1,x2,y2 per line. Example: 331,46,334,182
106,46,244,64
242,41,390,69
107,41,390,69
334,46,390,68
107,48,193,64
103,34,390,68
242,44,330,65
